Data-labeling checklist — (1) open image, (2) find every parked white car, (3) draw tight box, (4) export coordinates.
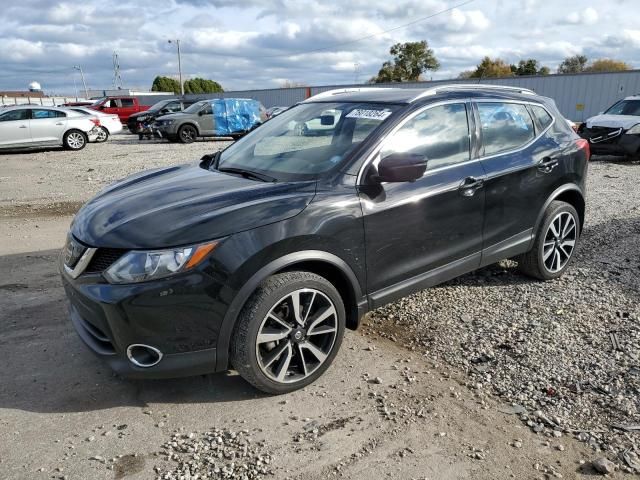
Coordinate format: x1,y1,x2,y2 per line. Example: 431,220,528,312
0,106,100,150
64,106,123,142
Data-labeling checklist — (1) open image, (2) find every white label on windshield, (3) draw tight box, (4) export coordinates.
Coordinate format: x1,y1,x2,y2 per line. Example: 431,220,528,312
346,109,392,121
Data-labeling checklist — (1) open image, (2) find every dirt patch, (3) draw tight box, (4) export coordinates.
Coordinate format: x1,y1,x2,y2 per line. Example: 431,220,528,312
0,200,84,218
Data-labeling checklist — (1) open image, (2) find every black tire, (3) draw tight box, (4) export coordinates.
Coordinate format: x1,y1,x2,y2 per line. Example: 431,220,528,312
178,124,197,144
230,271,346,394
63,130,87,151
96,127,109,143
517,201,580,280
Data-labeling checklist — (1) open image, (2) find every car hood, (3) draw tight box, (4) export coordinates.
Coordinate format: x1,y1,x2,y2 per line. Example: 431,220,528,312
156,112,192,122
585,114,640,130
72,163,316,249
128,110,158,121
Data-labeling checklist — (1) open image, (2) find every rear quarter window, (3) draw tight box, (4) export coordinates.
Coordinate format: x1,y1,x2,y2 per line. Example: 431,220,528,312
478,102,535,156
530,105,553,131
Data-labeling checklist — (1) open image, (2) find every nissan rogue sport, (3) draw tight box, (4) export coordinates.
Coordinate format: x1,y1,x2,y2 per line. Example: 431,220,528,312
60,85,590,394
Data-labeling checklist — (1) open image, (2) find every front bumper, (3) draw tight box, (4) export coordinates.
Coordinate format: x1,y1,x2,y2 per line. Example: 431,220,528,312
87,127,101,142
580,127,640,156
60,254,223,379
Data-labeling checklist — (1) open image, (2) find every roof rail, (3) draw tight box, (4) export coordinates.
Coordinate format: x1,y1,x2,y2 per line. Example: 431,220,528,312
411,83,536,102
304,87,393,102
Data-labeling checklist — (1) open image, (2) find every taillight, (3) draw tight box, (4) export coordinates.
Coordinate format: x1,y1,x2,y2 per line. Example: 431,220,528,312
91,118,101,127
576,138,590,161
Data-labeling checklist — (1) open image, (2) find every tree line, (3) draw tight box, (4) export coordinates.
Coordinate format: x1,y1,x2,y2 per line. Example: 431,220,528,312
369,41,632,83
151,75,224,94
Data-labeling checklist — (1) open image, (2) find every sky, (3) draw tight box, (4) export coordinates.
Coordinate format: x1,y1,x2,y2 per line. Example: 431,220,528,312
0,0,638,95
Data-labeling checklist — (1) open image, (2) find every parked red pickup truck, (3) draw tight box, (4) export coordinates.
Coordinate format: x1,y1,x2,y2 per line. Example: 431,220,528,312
89,97,150,123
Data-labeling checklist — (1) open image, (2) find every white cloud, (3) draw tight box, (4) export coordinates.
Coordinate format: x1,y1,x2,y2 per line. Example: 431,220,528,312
562,7,599,25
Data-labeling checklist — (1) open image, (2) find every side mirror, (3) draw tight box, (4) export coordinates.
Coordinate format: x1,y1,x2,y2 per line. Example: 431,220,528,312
320,115,335,126
376,152,427,183
160,108,169,114
198,110,206,116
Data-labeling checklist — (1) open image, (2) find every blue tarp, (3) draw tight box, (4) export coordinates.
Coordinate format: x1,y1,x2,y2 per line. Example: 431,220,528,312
211,98,262,135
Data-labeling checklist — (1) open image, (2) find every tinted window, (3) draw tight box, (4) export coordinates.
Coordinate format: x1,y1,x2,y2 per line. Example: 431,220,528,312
381,103,470,170
531,105,553,130
201,103,213,115
32,109,65,119
120,98,135,107
71,108,90,115
0,109,29,121
478,102,535,156
605,100,640,116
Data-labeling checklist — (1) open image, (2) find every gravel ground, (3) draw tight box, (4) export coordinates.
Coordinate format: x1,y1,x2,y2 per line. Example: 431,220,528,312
367,157,640,473
0,134,637,478
0,134,233,214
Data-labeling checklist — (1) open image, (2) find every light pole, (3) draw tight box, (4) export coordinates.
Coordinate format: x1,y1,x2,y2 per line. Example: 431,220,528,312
168,39,184,96
73,65,89,99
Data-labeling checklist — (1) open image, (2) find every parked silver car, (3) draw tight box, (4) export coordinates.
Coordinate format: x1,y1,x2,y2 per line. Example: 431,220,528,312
0,106,100,150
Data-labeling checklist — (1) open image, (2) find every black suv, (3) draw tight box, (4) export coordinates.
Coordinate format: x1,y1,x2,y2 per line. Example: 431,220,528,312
126,98,198,134
60,85,589,394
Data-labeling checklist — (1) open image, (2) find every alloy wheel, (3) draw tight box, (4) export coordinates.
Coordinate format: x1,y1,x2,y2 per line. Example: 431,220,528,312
96,128,108,142
67,132,85,149
181,127,196,142
543,211,577,273
255,288,338,384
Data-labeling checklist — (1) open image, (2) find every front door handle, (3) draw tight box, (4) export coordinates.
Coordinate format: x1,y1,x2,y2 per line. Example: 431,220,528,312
18,125,28,128
459,176,484,197
55,122,64,126
538,157,559,173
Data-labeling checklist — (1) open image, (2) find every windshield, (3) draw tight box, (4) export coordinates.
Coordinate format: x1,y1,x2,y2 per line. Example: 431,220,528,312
605,100,640,116
147,100,172,112
216,102,399,181
184,101,208,114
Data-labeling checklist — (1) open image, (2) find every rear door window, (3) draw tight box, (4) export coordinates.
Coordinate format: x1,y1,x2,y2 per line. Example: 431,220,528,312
477,102,535,156
31,109,66,119
120,98,135,107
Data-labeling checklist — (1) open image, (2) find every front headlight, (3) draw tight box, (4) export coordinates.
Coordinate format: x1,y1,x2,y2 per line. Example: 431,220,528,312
626,124,640,135
104,241,219,284
160,120,174,125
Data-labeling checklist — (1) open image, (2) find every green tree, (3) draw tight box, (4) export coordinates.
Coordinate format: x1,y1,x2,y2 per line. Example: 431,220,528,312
585,59,631,72
184,77,224,94
511,59,549,76
468,57,514,78
558,55,588,74
151,75,181,94
371,41,440,83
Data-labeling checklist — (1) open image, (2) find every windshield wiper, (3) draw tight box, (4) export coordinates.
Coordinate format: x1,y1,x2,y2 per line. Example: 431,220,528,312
217,166,277,183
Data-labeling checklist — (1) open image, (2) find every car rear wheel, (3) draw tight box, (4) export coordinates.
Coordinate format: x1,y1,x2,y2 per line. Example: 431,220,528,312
230,271,345,394
63,130,87,150
96,127,109,143
517,201,580,280
178,125,197,144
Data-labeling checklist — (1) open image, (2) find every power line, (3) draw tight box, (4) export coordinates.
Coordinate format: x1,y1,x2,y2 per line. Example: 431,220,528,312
260,0,475,59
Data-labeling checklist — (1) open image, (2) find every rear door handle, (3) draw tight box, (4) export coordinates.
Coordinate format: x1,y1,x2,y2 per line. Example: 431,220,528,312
538,157,559,173
18,125,28,129
55,122,64,126
459,176,484,197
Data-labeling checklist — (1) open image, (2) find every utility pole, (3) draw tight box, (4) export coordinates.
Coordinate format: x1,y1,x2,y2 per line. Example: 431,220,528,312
112,51,123,89
168,39,184,96
354,63,360,84
73,65,88,99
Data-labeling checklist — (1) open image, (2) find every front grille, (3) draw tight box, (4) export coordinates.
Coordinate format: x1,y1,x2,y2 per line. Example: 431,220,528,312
583,126,623,144
85,248,127,273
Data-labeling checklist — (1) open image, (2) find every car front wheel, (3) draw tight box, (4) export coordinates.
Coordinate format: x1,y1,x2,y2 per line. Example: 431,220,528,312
63,130,87,150
178,125,197,144
517,200,580,280
230,271,345,394
96,127,109,143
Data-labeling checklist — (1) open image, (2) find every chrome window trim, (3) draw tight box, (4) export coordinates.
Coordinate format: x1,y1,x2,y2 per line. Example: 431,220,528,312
64,247,97,279
356,98,557,185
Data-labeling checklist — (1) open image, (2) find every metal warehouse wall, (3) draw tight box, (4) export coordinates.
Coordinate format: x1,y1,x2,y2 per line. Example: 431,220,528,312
194,70,640,122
